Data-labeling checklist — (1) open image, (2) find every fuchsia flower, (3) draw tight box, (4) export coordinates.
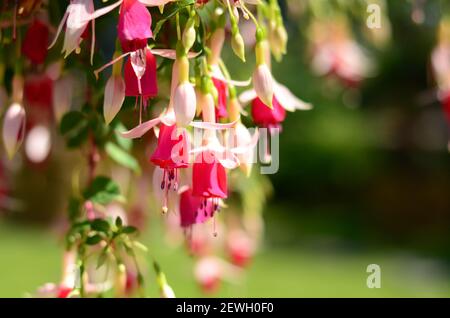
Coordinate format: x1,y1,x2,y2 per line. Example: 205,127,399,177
124,49,158,98
151,123,189,195
179,188,218,228
239,81,312,129
22,19,49,65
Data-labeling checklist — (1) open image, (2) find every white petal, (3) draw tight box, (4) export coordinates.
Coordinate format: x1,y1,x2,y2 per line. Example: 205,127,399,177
274,81,312,111
238,89,257,106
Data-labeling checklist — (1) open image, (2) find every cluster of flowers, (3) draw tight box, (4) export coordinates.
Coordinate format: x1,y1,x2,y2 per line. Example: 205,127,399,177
1,0,310,296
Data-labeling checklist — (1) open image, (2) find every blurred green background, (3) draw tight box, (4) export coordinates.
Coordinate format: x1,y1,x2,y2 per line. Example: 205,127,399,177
1,0,450,297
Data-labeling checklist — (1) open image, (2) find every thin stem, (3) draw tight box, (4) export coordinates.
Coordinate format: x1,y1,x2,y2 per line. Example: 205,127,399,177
176,12,181,40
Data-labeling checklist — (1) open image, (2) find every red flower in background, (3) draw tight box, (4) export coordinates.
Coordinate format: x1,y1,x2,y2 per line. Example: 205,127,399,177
22,20,49,65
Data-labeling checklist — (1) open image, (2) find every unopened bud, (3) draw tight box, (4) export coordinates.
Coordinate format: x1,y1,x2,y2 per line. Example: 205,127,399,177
2,103,26,159
174,82,197,127
182,25,196,52
231,32,246,62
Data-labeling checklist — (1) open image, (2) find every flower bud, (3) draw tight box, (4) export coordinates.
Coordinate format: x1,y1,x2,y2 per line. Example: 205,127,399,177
231,32,246,62
182,25,196,52
174,82,197,127
2,103,26,159
252,64,274,108
103,75,125,124
161,282,176,298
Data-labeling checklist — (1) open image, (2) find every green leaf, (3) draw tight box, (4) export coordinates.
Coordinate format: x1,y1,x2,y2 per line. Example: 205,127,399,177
121,226,137,234
86,234,103,245
105,142,141,174
83,176,123,205
60,111,89,148
91,218,110,232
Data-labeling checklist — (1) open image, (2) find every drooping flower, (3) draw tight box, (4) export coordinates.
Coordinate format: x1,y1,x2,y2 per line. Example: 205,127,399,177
104,75,125,125
151,123,189,201
22,19,49,65
179,187,220,228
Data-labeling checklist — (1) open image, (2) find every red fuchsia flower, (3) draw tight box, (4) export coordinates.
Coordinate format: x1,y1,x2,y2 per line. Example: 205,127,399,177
22,19,49,65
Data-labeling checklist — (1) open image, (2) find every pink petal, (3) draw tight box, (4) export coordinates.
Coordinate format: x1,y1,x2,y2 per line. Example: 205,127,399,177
120,117,161,138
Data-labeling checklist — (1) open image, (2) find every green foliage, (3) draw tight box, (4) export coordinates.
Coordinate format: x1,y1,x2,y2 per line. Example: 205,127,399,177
83,176,123,205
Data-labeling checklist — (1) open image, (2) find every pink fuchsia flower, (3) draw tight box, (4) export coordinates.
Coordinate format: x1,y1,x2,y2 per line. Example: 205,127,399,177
22,19,49,65
212,77,229,120
2,103,26,159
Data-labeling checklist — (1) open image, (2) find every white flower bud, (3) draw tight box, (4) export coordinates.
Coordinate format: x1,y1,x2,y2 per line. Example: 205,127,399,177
174,82,196,127
2,103,26,159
